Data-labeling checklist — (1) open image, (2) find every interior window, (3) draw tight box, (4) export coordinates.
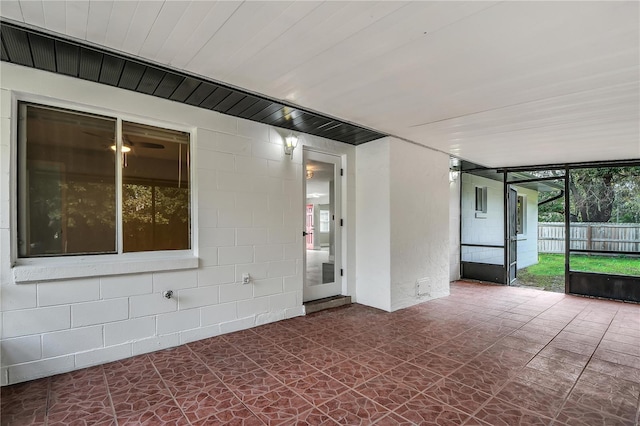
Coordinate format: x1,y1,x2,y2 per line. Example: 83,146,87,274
18,103,190,258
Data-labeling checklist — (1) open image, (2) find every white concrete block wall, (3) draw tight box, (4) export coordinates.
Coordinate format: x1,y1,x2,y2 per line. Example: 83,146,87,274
0,63,355,385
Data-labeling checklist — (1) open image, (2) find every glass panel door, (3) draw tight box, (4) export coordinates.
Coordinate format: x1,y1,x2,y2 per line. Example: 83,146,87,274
303,151,341,302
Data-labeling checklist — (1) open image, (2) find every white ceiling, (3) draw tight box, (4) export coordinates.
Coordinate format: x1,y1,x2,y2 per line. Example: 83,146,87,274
1,1,638,168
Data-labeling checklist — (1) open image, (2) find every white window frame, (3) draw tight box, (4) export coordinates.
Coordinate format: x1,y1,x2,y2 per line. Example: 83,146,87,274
10,94,198,283
475,186,488,217
319,210,330,233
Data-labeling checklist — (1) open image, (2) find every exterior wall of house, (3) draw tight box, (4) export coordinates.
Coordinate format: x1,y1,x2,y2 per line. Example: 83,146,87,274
460,174,539,270
389,142,450,311
355,139,391,311
461,174,505,265
0,63,358,385
516,187,539,269
355,139,450,312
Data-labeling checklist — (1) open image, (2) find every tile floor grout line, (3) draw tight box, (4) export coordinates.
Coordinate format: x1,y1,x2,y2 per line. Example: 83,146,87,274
187,337,271,425
100,366,119,426
551,303,624,424
148,353,194,426
459,291,589,421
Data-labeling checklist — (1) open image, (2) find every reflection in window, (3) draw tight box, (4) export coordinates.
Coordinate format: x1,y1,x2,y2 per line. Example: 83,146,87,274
19,104,117,257
18,103,190,258
122,121,190,252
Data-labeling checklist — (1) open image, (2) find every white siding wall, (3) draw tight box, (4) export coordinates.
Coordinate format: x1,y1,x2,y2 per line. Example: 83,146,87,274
0,63,356,385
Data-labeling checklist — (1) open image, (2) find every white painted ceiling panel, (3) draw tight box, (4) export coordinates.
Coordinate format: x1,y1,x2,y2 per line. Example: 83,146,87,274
65,1,89,40
186,1,296,76
2,0,638,168
103,1,137,51
18,0,44,28
121,1,163,56
138,1,190,60
168,1,241,68
0,1,23,22
217,1,324,82
42,1,66,35
224,1,408,89
267,1,498,100
153,1,218,65
85,1,112,46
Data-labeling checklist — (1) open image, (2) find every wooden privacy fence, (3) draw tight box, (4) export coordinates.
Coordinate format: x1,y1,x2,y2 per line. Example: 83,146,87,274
539,223,640,253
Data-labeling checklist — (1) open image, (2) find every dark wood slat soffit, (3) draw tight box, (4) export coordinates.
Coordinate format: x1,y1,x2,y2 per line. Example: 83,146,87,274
0,21,386,146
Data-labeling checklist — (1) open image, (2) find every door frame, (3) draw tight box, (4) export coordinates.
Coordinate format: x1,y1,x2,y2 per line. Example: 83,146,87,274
506,186,518,284
302,148,343,302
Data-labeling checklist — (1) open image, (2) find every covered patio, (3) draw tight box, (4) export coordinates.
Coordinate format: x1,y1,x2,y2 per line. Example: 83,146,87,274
3,281,638,425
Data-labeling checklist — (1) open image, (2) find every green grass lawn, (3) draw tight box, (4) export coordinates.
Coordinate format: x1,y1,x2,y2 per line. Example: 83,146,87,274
516,253,640,292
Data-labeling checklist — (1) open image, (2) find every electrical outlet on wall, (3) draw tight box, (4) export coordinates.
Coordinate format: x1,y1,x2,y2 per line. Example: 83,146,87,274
242,273,251,285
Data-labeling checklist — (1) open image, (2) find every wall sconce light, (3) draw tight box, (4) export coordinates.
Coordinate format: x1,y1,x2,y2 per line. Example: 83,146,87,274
284,133,299,159
449,156,461,182
306,169,314,179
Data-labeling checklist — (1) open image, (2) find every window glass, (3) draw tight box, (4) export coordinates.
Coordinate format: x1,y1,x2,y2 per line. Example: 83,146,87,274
517,195,526,234
19,104,117,257
122,122,190,252
319,210,330,233
475,187,487,213
18,103,191,258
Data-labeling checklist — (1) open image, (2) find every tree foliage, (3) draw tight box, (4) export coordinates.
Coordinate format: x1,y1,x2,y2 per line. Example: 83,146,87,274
537,167,640,223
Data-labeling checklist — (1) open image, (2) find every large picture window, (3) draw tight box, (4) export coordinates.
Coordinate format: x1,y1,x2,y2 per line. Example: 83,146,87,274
18,103,190,258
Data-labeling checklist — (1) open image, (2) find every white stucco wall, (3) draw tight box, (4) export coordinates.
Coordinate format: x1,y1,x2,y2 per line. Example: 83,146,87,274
355,139,450,312
0,63,357,385
355,139,391,311
389,142,450,311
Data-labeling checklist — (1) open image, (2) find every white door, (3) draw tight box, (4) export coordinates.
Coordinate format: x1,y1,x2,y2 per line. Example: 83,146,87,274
303,150,342,302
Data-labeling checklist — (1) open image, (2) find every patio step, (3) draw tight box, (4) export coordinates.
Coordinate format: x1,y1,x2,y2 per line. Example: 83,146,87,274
304,295,351,314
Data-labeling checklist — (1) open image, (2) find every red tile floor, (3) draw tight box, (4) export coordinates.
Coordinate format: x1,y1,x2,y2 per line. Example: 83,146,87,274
2,281,639,425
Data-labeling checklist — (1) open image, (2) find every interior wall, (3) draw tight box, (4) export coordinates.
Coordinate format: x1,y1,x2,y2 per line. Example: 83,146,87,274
389,141,450,311
0,63,356,385
355,139,391,311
